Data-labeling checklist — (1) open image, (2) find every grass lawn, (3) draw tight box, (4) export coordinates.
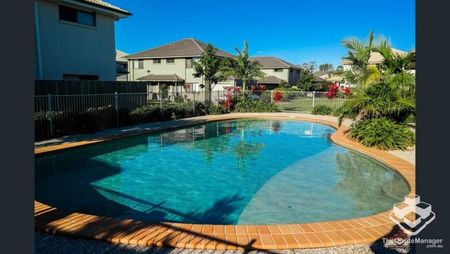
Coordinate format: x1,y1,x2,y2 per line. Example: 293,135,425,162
277,98,346,112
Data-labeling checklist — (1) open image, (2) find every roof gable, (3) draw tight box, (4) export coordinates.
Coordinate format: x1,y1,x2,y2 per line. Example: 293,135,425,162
116,49,128,62
66,0,131,16
127,38,234,59
251,56,299,69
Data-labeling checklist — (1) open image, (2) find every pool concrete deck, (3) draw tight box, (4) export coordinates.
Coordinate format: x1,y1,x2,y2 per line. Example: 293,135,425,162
34,113,415,250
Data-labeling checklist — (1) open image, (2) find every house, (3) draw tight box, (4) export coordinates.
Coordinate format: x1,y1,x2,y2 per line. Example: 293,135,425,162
313,71,344,84
34,0,131,81
313,71,328,81
250,57,301,89
116,49,129,81
126,38,235,97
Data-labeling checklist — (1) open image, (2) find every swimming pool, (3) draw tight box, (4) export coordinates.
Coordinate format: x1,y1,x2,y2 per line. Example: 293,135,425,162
35,119,409,225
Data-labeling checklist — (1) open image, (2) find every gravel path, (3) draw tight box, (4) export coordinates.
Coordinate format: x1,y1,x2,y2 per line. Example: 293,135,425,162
35,232,413,254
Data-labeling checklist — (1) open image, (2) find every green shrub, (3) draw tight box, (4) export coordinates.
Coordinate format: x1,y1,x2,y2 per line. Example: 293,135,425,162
206,104,224,115
311,105,333,115
347,118,415,150
130,101,204,123
130,104,161,123
234,99,280,113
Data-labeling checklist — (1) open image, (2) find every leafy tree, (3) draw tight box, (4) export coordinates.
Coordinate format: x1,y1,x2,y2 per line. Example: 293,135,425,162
300,61,317,72
222,41,265,97
193,43,227,104
333,65,345,76
319,63,334,72
297,68,315,91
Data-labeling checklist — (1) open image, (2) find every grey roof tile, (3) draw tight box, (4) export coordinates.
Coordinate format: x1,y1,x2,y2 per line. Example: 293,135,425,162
80,0,131,15
251,56,299,69
127,38,233,59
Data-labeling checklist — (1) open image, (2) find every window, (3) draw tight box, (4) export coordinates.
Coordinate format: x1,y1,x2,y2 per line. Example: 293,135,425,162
133,60,143,69
274,69,283,72
166,58,175,64
186,58,193,68
59,5,96,27
153,59,161,64
183,83,194,92
63,74,98,80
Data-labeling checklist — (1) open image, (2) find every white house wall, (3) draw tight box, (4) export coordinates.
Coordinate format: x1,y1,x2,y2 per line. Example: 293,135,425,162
128,58,234,91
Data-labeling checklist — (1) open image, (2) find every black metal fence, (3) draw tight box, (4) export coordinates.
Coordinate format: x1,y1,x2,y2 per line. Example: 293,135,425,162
34,81,347,140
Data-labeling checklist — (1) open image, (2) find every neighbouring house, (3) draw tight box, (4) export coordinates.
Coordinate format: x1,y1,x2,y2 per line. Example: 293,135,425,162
313,71,344,84
250,57,301,89
34,0,131,81
126,38,235,99
116,49,129,81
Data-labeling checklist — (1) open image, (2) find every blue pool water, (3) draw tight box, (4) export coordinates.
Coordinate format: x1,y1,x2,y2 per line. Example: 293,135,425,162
35,119,409,225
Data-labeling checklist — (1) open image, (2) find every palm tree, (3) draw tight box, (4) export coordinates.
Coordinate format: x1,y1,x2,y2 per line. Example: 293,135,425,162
339,31,416,125
222,41,266,97
373,40,416,98
342,31,380,87
338,81,415,126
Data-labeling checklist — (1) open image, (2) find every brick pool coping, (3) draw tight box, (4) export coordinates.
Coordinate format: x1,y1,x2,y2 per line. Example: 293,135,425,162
34,113,415,250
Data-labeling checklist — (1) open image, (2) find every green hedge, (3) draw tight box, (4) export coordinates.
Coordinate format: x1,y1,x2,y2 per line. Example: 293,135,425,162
311,105,333,115
234,99,280,113
347,118,415,150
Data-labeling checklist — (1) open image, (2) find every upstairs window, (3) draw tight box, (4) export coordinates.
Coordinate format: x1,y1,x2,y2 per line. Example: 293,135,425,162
153,59,161,64
133,60,144,69
274,68,283,72
59,5,96,27
186,58,193,68
166,58,175,64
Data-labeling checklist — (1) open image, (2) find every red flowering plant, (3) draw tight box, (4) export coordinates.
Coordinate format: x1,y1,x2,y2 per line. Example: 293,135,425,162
183,83,191,91
251,84,266,93
273,89,283,103
342,86,351,96
223,86,241,112
326,83,351,99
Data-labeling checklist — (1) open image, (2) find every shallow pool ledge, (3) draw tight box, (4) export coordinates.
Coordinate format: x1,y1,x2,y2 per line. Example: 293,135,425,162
34,113,415,250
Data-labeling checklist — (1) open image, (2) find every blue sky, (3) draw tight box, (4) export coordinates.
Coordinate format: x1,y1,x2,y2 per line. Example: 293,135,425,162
109,0,415,68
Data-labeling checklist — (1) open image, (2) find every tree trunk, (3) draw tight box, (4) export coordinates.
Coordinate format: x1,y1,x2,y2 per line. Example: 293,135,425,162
204,79,212,105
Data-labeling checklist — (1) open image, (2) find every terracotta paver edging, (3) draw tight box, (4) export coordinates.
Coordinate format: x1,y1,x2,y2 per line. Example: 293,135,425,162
34,113,415,250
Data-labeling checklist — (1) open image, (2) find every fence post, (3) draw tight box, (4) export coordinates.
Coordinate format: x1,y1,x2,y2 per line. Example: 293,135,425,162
159,91,163,118
114,92,119,126
312,91,315,108
47,94,53,137
193,91,196,116
270,90,274,103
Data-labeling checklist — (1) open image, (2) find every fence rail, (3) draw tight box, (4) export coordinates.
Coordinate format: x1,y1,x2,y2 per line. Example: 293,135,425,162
34,90,346,140
35,80,148,95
